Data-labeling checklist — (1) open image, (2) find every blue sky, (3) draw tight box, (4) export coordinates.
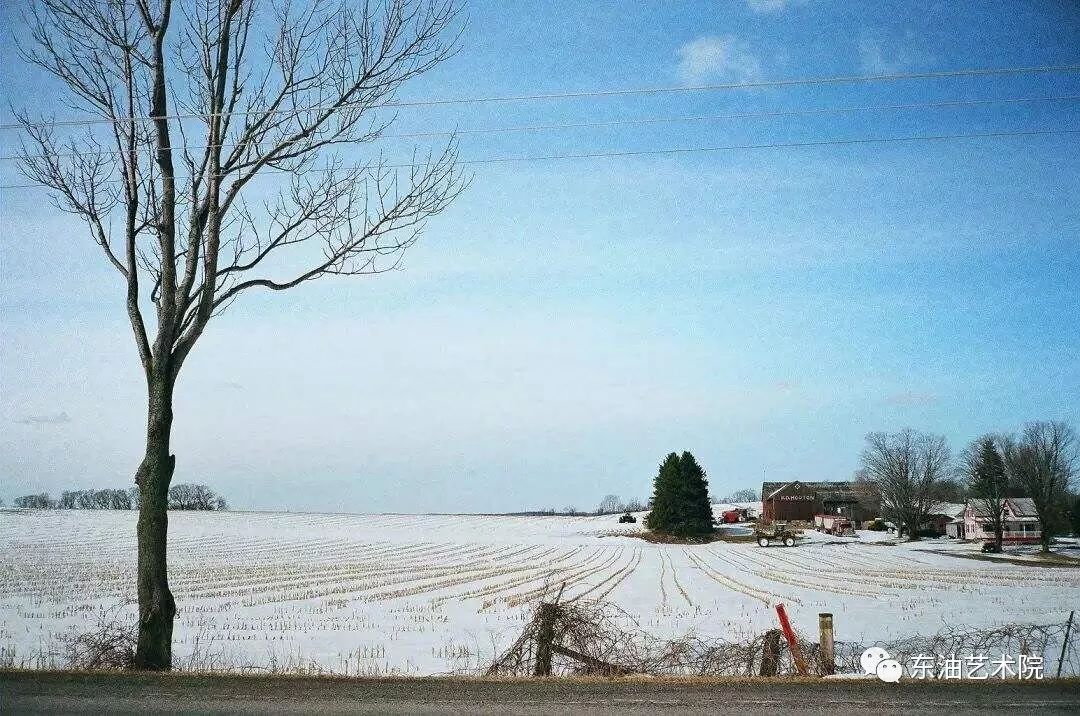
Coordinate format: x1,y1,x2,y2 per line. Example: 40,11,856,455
1,1,1078,512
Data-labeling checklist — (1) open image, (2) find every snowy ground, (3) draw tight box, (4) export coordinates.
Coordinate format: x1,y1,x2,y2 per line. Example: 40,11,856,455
2,508,1078,675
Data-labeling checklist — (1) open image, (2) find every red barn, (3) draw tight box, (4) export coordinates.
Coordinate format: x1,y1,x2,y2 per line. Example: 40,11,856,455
761,480,876,523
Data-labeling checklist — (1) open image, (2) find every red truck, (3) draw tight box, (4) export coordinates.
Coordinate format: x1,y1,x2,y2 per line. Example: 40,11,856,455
721,509,743,524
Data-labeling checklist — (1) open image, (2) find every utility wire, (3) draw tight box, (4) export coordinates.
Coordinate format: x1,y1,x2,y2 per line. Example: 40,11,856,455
2,127,1075,190
379,128,1080,167
2,63,1079,131
3,93,1077,163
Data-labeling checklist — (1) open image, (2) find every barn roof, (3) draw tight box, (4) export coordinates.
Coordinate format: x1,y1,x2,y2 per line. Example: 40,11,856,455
761,481,860,501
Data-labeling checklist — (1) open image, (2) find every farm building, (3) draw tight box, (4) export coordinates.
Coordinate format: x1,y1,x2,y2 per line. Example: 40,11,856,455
923,503,965,536
761,481,877,523
955,497,1041,544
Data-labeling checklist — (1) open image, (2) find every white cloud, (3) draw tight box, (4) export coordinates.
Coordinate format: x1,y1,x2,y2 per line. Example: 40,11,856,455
15,411,71,426
857,31,935,74
676,35,762,85
747,0,805,14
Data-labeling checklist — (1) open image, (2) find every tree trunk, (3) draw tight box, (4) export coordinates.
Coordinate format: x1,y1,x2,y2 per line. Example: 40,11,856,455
134,372,177,670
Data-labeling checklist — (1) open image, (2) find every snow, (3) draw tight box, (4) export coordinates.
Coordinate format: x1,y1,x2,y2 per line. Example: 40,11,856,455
1,509,1077,675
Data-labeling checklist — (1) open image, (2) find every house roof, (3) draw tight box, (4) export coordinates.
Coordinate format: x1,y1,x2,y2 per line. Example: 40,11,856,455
929,502,966,520
1007,497,1038,517
966,497,1040,521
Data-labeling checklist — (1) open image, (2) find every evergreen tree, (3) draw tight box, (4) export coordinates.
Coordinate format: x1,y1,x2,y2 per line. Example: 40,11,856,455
678,451,714,534
645,453,681,532
646,451,714,537
964,437,1009,550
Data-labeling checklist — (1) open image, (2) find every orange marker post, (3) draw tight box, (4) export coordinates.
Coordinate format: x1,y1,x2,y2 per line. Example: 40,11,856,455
775,602,809,675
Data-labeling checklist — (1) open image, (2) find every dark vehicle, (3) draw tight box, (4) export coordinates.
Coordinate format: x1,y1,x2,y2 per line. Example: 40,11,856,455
754,521,798,547
981,542,1002,553
618,512,637,524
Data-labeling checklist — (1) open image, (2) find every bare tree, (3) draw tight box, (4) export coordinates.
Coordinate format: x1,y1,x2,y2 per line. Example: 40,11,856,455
109,488,135,510
57,487,136,509
958,435,1009,551
728,488,759,503
1002,421,1078,553
596,494,622,514
168,483,225,510
16,0,465,669
13,493,56,509
77,490,100,509
166,483,195,510
859,429,950,540
59,490,82,509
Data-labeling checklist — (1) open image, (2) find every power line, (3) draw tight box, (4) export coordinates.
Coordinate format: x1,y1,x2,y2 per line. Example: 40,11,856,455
4,93,1077,163
2,126,1074,190
3,63,1079,131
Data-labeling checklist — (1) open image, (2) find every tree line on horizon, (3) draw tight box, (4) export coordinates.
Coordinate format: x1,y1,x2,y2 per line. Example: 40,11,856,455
7,483,228,512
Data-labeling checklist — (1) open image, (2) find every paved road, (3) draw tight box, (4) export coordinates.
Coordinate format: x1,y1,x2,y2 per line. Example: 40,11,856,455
3,671,1079,715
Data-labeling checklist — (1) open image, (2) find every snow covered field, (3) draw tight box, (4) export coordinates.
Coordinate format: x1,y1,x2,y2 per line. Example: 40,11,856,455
2,508,1078,675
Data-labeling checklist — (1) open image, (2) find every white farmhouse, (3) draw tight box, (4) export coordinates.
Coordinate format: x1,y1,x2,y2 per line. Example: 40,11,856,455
949,497,1041,544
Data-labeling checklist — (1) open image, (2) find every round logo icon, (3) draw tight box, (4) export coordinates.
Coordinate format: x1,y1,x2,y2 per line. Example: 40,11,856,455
875,659,903,683
860,646,890,676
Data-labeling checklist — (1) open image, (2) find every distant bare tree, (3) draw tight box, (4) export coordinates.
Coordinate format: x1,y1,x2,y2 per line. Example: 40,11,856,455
108,488,134,510
56,487,137,509
167,483,194,510
17,0,464,669
596,494,622,514
860,429,950,540
59,490,82,509
728,488,759,503
1002,421,1078,552
13,493,55,509
168,483,226,510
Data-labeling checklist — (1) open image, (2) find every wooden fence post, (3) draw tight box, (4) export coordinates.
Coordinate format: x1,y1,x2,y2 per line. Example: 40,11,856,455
1057,610,1075,679
818,613,835,676
533,602,558,677
759,629,782,677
